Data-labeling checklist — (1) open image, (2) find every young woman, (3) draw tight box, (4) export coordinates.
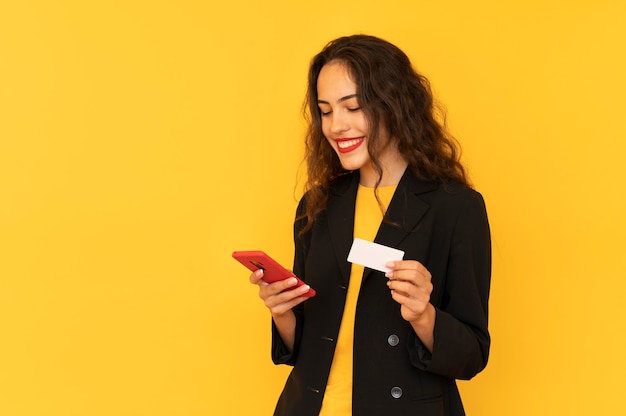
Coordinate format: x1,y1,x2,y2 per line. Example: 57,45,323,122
249,34,491,416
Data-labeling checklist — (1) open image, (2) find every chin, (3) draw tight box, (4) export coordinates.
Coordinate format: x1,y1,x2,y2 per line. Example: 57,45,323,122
341,162,363,170
333,146,371,171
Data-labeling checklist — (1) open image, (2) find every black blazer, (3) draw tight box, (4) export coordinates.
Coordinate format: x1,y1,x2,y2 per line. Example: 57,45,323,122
271,169,491,416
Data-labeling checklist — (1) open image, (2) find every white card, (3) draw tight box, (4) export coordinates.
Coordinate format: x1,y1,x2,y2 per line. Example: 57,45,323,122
347,238,405,273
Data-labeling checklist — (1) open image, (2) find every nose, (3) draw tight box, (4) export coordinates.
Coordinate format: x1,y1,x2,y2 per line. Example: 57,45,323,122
329,112,349,135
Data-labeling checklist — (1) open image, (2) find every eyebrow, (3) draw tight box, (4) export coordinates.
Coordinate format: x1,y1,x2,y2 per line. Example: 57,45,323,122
317,94,358,105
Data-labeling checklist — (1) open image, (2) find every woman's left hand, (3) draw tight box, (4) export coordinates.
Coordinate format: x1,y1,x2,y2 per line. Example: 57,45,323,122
385,260,433,324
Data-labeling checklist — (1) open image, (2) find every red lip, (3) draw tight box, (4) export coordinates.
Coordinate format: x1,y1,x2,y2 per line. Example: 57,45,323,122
335,137,365,153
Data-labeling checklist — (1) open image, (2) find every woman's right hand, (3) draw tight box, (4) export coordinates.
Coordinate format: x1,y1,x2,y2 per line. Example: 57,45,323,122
249,269,311,317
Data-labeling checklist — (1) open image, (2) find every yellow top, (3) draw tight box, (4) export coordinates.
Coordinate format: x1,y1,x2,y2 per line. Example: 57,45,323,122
319,184,397,415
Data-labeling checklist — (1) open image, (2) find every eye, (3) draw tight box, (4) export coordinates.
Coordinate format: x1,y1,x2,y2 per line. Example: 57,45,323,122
319,109,332,116
348,107,361,112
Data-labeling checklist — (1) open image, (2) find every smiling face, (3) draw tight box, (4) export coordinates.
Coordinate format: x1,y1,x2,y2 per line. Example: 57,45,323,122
316,61,372,173
316,61,407,186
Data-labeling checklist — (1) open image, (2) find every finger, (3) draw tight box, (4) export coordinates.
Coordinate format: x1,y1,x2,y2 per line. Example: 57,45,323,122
388,280,431,307
249,269,265,284
271,277,302,293
386,259,429,273
387,278,432,299
261,278,308,301
389,270,432,287
264,283,312,310
385,260,431,280
389,288,418,305
268,291,310,315
389,290,429,322
387,279,416,297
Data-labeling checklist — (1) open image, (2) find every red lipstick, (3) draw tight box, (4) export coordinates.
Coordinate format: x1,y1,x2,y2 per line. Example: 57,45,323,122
335,137,365,153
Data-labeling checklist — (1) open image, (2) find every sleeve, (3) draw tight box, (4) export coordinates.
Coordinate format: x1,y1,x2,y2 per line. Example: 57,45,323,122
270,196,310,366
408,190,492,380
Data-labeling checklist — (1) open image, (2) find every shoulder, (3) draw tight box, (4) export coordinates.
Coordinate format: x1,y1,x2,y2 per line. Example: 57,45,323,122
436,180,485,204
409,178,488,224
431,181,490,233
402,169,484,206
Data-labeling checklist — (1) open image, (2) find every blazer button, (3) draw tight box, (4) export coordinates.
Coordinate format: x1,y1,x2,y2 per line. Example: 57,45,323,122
391,386,403,399
387,334,399,347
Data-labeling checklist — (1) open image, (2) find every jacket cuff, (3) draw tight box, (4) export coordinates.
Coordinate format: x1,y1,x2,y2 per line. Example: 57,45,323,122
407,329,433,370
271,318,295,365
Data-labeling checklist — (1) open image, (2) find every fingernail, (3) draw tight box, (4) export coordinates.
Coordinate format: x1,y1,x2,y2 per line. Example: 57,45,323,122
301,285,310,292
385,262,395,268
288,277,297,285
255,269,264,276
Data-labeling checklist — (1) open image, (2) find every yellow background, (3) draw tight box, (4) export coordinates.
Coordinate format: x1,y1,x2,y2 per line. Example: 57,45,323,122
1,1,625,414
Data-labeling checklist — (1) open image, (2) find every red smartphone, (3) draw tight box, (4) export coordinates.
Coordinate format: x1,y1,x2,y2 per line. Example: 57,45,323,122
232,250,316,297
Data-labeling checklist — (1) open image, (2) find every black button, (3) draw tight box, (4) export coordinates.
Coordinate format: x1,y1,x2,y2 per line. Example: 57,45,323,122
387,334,399,346
391,386,403,399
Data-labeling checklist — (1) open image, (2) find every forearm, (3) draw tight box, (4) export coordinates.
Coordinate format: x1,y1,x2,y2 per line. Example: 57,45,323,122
272,310,297,352
410,303,436,352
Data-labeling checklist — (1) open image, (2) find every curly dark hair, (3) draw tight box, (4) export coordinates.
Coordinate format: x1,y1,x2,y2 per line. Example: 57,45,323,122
300,34,469,231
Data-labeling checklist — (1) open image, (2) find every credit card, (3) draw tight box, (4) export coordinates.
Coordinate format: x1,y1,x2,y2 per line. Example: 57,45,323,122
347,238,404,273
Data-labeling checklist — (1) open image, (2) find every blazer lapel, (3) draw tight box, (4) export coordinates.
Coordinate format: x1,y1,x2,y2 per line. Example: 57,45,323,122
326,172,360,285
326,169,437,284
368,170,437,280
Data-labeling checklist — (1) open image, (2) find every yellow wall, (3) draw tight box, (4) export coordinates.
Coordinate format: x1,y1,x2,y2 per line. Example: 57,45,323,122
1,1,625,414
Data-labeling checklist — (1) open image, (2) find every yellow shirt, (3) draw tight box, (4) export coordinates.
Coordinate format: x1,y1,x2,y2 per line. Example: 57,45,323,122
319,184,397,415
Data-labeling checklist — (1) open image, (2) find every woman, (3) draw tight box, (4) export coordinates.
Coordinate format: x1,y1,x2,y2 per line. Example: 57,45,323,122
250,34,491,415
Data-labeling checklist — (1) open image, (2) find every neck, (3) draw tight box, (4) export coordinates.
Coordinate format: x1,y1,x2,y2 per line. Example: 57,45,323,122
359,156,408,188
